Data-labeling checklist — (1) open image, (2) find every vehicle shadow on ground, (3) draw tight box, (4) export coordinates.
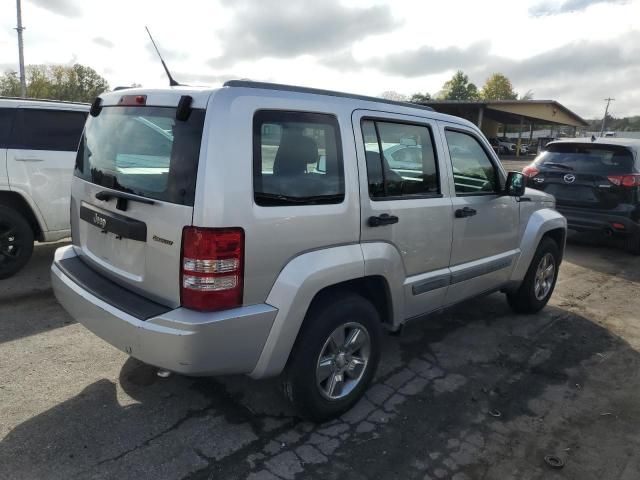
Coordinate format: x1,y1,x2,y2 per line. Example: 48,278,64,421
0,241,76,345
564,233,640,284
2,293,640,479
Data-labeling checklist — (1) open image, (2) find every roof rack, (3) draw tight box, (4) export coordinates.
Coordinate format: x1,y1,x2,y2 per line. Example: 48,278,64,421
0,96,89,106
223,80,434,112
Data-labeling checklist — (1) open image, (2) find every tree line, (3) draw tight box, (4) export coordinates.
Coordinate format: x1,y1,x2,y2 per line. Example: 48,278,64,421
586,114,640,132
0,64,110,103
382,70,532,103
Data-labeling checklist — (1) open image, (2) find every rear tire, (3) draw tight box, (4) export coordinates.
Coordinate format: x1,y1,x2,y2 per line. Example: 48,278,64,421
283,292,381,422
0,205,34,279
507,237,560,314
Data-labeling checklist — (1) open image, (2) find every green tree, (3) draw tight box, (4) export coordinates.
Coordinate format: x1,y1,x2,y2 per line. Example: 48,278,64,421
481,73,518,100
409,92,431,103
0,64,109,102
0,71,20,97
438,71,479,101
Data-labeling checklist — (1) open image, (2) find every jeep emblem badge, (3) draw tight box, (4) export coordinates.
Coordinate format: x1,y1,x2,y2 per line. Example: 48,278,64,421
563,174,576,184
92,213,107,229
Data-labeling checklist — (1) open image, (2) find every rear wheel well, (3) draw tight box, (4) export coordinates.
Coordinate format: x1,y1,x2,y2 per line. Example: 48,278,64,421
0,191,42,241
542,228,566,260
308,276,393,329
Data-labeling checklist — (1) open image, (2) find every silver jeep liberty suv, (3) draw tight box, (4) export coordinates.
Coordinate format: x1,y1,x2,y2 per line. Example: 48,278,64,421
52,81,566,421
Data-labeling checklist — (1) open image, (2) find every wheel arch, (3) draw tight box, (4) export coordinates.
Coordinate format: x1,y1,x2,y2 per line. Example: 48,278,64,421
542,227,566,260
249,244,398,379
0,190,44,241
508,207,567,288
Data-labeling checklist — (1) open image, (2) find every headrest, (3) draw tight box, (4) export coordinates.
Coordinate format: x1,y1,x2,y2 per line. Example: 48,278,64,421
273,133,318,175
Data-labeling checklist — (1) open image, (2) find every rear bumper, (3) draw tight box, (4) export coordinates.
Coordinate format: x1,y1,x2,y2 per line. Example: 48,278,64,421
557,207,640,236
51,245,277,376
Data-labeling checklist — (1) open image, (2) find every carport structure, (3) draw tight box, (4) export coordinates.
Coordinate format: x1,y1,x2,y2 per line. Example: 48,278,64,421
418,99,589,153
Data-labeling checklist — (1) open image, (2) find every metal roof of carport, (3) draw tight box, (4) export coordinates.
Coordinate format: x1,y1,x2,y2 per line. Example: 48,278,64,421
418,100,589,128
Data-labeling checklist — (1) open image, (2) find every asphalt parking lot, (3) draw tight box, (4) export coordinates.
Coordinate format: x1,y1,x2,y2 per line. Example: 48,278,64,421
3,228,640,479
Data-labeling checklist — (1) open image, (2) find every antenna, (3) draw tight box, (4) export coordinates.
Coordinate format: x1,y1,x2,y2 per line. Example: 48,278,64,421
145,26,179,87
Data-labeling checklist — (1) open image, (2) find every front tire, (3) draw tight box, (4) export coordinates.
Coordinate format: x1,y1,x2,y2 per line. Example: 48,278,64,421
0,205,34,279
283,292,381,422
507,237,560,314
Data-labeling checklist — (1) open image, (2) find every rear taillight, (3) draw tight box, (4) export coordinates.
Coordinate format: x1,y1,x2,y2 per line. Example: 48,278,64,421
607,174,640,187
180,227,244,311
522,164,539,177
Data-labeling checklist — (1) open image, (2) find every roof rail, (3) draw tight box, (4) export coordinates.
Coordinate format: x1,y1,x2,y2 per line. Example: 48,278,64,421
223,80,434,112
0,96,89,106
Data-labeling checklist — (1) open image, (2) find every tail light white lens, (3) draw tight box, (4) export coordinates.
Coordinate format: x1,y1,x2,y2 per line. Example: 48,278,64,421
180,227,244,311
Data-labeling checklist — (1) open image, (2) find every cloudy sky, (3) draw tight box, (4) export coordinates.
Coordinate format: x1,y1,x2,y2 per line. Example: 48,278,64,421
1,0,639,118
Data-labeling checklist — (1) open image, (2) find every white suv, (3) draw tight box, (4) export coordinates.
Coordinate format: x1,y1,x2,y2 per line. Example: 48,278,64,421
0,98,88,277
51,82,566,421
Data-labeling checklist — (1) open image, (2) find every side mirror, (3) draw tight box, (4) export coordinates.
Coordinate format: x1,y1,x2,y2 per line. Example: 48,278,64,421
504,171,526,197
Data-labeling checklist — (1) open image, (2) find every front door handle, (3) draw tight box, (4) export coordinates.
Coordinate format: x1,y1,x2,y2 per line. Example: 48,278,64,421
455,207,477,218
368,213,399,227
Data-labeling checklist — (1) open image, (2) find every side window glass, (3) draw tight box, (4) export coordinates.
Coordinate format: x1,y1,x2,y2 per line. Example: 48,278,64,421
253,111,344,206
0,108,15,148
15,109,87,151
362,119,439,199
445,130,498,194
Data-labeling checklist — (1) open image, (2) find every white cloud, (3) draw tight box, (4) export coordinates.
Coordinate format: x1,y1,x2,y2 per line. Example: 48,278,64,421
1,0,639,117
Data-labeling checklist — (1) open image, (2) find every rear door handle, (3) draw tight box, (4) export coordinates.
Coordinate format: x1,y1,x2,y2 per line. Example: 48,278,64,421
368,214,399,227
14,157,44,162
455,207,477,218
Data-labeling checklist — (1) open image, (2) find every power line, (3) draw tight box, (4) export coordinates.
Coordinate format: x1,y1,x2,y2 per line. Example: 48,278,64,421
600,97,615,137
15,0,26,98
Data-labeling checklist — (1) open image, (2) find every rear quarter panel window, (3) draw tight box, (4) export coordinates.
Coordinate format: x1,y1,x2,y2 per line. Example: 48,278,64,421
253,110,344,206
12,108,87,151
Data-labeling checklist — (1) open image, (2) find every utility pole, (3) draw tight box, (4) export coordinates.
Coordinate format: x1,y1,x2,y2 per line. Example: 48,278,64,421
600,97,615,137
15,0,27,97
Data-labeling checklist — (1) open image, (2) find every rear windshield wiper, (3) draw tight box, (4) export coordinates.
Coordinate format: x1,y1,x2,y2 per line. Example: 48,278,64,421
96,190,155,205
255,192,344,205
95,190,155,211
541,162,574,171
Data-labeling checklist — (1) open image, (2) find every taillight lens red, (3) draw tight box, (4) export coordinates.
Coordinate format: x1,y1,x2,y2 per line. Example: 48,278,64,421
522,164,539,177
607,174,640,187
180,227,244,311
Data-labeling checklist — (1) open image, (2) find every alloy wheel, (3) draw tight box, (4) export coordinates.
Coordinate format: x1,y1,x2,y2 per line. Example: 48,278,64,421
534,252,556,300
316,322,371,400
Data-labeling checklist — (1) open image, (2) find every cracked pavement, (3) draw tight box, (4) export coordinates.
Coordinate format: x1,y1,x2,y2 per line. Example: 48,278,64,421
2,235,640,479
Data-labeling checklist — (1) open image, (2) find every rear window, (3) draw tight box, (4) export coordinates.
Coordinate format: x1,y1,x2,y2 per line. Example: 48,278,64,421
536,143,636,174
75,106,205,206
